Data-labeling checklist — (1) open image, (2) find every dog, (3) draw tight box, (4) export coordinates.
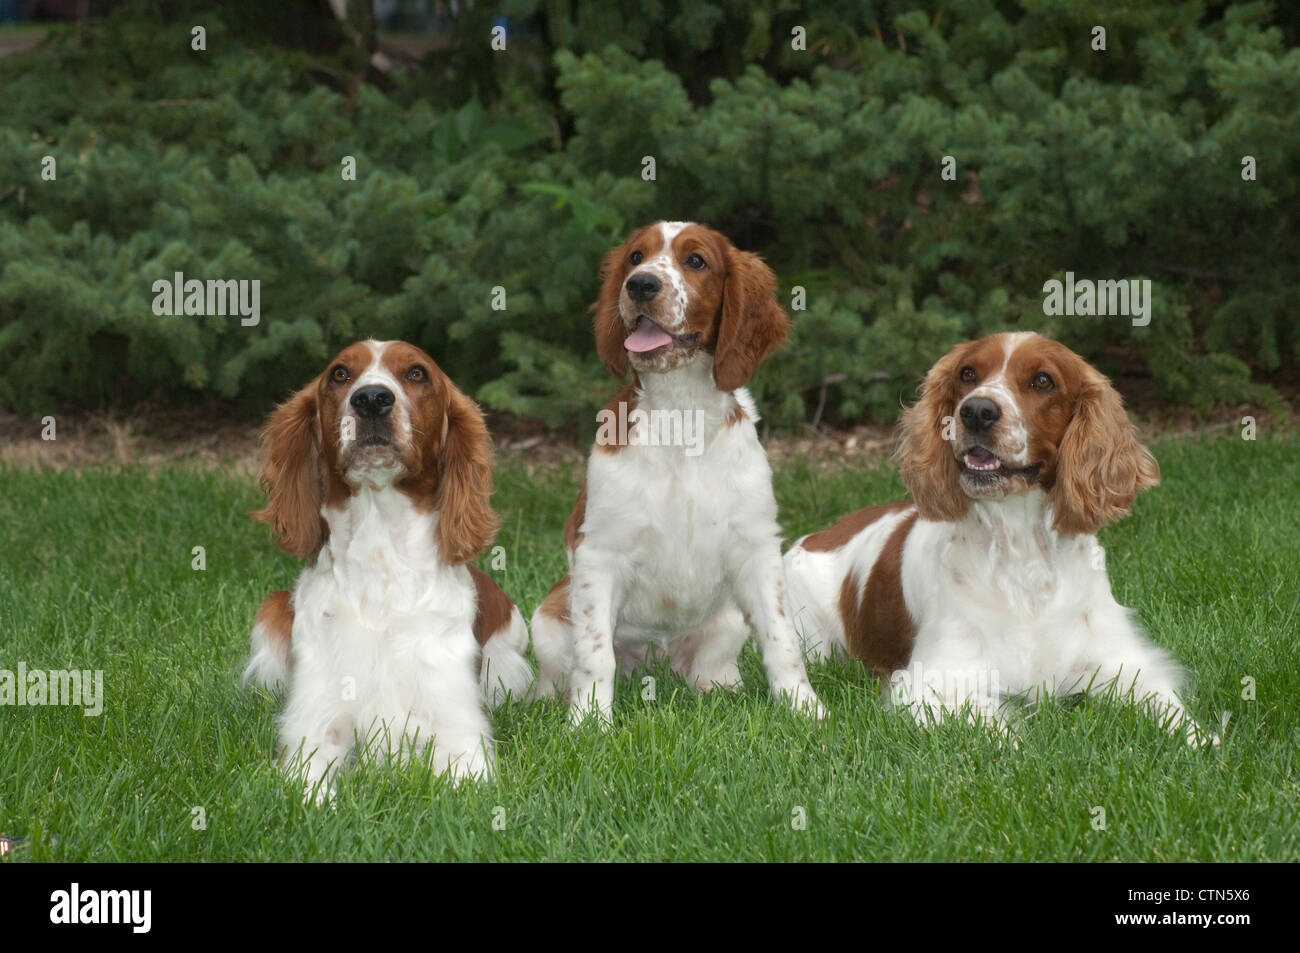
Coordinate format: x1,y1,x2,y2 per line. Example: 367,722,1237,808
530,221,823,724
244,340,532,802
784,332,1215,745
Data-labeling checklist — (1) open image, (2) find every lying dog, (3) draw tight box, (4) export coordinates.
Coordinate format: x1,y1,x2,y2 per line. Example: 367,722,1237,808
784,332,1214,744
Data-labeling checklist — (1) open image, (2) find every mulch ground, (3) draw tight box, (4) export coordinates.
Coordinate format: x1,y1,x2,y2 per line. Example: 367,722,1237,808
2,380,1292,476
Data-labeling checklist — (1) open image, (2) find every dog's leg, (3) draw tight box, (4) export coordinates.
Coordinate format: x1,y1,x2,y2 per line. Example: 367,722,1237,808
479,607,534,707
669,604,747,692
567,559,620,727
782,546,848,663
733,551,825,717
1053,599,1216,746
279,714,352,808
415,709,496,783
885,651,1008,735
1079,638,1217,747
531,578,575,700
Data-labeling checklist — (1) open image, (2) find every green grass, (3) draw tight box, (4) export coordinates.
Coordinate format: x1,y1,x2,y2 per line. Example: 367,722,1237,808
1,433,1297,861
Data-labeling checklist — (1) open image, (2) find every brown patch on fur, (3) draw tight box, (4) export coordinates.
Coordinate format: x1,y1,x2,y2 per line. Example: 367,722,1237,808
536,574,572,624
315,341,383,513
254,590,294,659
593,226,664,378
421,383,500,564
565,480,588,556
894,340,976,523
711,245,791,392
665,224,730,343
468,565,515,647
1045,357,1160,535
839,511,919,676
725,405,749,428
388,361,499,564
252,384,328,558
799,502,915,553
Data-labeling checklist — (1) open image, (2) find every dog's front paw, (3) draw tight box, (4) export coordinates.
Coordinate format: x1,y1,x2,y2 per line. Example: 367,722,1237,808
302,779,338,810
442,745,494,784
568,699,614,730
778,680,827,719
1185,720,1221,749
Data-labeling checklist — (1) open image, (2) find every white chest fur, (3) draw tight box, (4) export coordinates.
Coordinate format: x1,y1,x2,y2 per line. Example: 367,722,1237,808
903,491,1132,691
580,360,781,634
280,486,487,795
554,356,823,720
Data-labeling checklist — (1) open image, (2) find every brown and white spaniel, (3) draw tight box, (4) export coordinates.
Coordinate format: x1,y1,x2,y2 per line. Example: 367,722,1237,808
784,332,1215,744
243,340,532,803
531,221,823,724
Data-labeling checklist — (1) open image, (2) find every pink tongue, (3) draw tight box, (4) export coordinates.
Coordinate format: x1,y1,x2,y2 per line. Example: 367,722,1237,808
625,318,673,353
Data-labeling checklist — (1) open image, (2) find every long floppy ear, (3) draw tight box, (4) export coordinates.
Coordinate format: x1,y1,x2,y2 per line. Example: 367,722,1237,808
434,383,500,565
1050,367,1160,536
712,247,791,392
894,344,970,523
593,242,630,378
252,383,324,558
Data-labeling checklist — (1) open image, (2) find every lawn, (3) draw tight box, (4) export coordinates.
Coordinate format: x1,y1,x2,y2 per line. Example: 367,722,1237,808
1,432,1296,861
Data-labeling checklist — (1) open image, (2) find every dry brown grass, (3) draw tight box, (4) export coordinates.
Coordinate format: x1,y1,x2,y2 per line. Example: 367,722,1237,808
0,410,261,474
1,392,1292,477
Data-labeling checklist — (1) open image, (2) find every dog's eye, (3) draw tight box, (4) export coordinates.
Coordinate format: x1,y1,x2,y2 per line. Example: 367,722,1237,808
629,251,643,265
1031,372,1055,392
331,365,350,384
960,366,976,384
684,253,706,270
407,366,427,383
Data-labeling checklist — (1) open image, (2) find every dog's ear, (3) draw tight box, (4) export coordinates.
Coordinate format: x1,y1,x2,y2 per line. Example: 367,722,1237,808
1050,364,1160,536
252,383,325,558
593,241,630,378
432,381,500,565
712,247,791,392
894,343,970,523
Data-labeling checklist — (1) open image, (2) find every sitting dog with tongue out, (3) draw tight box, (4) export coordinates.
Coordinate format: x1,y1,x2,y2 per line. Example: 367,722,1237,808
530,221,824,724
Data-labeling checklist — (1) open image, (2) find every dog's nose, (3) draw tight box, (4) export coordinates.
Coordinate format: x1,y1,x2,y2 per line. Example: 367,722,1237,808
959,397,1001,433
350,385,395,419
625,273,661,302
